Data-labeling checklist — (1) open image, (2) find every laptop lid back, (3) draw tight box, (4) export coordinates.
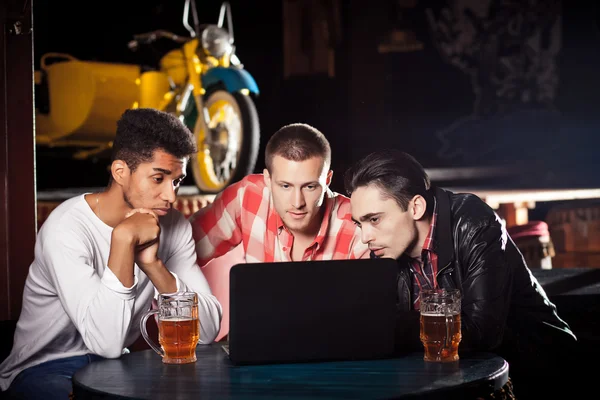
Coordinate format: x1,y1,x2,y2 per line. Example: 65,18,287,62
228,258,397,365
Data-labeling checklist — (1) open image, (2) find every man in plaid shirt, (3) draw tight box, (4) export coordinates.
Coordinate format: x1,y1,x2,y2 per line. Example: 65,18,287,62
190,123,369,266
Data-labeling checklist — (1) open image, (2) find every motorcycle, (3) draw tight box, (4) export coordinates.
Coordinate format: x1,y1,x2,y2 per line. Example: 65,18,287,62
34,0,260,193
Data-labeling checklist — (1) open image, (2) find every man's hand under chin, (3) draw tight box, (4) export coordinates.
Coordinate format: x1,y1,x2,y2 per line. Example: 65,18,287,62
108,208,177,293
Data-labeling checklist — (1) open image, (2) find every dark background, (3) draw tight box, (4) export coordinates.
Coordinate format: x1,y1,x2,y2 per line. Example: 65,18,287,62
34,0,600,200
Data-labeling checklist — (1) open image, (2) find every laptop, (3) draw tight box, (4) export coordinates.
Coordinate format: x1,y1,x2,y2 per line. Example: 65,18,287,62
226,258,398,365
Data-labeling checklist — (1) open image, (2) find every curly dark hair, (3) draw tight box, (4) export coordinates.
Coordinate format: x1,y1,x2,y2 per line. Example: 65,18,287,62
344,149,434,214
264,123,331,173
112,108,197,172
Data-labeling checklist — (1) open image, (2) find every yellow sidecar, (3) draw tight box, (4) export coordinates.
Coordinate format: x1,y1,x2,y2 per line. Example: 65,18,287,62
35,53,171,158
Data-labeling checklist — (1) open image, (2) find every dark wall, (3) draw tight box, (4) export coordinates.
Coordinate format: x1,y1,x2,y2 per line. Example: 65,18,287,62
346,0,600,189
1,0,36,321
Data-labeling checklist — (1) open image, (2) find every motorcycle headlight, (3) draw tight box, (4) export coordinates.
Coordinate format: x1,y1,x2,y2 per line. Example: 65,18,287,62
201,25,233,58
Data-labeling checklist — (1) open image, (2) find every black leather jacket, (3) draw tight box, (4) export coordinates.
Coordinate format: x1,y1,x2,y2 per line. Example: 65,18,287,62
390,187,576,365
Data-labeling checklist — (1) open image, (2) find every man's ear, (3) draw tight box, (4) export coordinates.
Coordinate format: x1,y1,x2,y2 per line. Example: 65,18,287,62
263,168,271,190
325,170,333,186
111,160,130,186
411,195,427,220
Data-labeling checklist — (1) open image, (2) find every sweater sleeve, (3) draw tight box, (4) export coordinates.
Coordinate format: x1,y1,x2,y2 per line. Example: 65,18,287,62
41,226,137,359
162,212,223,344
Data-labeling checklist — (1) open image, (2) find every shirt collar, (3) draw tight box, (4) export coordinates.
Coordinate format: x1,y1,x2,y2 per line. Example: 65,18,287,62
421,197,438,254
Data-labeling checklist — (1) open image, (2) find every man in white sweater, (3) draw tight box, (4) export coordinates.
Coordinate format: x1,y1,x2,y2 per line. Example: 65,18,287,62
0,108,222,399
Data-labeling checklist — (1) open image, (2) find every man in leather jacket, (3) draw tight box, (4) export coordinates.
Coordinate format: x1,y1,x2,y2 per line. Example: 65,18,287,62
345,150,577,398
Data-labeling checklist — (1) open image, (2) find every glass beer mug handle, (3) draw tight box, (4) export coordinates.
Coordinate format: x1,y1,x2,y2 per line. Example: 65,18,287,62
444,314,452,349
140,309,164,357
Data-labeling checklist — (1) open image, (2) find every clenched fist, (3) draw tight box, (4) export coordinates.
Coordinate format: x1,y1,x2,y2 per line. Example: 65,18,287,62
113,208,162,270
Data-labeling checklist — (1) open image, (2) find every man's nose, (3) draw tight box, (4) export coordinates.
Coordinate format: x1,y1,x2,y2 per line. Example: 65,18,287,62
361,226,374,244
162,182,177,203
292,188,305,209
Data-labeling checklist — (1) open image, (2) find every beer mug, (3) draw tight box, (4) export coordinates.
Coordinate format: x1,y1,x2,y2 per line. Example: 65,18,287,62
140,292,200,364
419,288,461,362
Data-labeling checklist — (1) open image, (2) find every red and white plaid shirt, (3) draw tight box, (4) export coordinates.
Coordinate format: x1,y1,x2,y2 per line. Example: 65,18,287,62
189,174,369,266
409,198,439,310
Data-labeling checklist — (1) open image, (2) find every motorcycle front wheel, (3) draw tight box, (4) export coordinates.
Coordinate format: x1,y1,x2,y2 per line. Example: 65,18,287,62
190,89,260,193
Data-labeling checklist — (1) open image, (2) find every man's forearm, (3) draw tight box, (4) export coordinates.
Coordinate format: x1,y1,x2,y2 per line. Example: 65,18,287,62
142,260,178,294
107,237,136,288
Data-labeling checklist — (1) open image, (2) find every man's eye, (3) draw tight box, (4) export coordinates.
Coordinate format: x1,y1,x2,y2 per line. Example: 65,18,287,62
153,177,164,183
353,221,361,228
305,185,316,191
281,184,290,189
370,217,379,224
173,178,183,186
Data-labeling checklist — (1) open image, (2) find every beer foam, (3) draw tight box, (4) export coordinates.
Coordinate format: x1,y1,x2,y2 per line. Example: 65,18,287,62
160,317,195,322
421,312,459,317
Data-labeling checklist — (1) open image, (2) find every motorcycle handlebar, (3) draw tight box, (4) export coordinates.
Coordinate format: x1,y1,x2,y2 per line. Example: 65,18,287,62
128,30,190,50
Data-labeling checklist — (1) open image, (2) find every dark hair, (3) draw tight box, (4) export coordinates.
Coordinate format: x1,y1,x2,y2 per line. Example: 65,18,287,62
112,108,197,172
264,123,331,172
345,149,433,213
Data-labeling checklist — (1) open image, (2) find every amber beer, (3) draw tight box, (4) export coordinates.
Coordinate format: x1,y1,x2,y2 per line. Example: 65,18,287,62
419,288,462,362
420,312,461,362
158,317,200,363
140,292,200,364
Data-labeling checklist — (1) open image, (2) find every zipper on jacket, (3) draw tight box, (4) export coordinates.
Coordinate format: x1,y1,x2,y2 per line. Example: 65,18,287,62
436,261,453,278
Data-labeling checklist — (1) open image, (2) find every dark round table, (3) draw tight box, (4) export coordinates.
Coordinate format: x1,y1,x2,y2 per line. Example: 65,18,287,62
72,343,508,399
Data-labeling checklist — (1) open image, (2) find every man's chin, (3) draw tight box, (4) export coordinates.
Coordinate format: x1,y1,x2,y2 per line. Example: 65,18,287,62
283,218,311,233
378,253,396,259
285,221,307,231
371,250,399,260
